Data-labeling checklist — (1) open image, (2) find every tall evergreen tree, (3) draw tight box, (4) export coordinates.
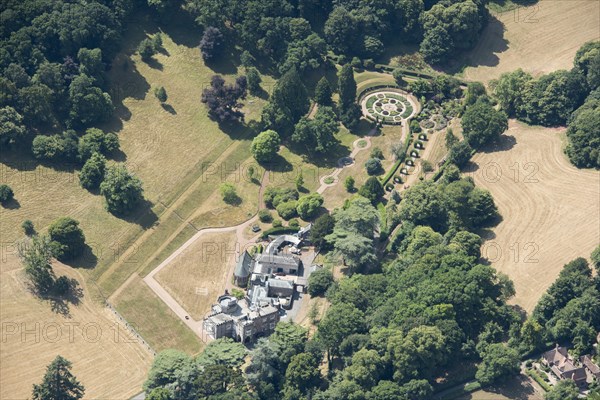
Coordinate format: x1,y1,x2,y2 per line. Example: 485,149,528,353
338,64,357,109
314,77,332,106
275,67,309,120
262,67,309,133
32,356,85,400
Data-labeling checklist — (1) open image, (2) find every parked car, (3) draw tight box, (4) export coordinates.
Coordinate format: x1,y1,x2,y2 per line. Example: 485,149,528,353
251,224,261,232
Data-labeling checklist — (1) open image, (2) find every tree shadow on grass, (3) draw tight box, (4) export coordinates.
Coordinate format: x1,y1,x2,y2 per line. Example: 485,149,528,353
1,149,80,173
223,195,243,207
111,147,128,162
440,16,509,74
63,243,99,269
219,120,258,141
144,57,163,70
350,119,378,137
103,56,151,133
479,134,517,154
109,198,159,230
306,142,352,169
205,54,238,75
250,86,270,101
29,278,84,318
159,8,203,48
260,154,294,173
2,197,20,209
161,103,177,115
469,375,537,400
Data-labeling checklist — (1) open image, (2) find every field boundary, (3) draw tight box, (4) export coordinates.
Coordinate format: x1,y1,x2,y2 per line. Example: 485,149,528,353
106,301,157,356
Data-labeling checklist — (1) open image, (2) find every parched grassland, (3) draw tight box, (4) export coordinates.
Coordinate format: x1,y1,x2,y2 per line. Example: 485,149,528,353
155,231,238,321
112,275,203,354
322,124,404,210
0,264,153,400
465,375,544,400
0,12,268,396
468,120,600,312
463,0,600,83
91,14,272,295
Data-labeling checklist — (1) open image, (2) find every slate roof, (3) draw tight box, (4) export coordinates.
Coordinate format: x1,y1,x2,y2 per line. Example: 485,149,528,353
234,250,253,278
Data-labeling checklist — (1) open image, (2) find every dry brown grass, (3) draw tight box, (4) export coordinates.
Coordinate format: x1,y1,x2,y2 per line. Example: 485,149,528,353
468,120,600,312
155,231,238,321
0,265,153,400
465,375,544,400
112,275,203,354
0,13,267,396
463,0,600,84
322,124,404,210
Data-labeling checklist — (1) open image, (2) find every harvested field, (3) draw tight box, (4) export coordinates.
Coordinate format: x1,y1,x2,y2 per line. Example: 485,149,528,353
468,120,600,312
463,0,600,83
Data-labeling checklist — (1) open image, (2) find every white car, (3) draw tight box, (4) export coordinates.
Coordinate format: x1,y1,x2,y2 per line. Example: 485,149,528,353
290,247,301,254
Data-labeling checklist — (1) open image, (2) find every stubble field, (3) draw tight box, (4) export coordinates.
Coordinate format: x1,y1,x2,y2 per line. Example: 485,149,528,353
463,0,600,83
468,120,600,312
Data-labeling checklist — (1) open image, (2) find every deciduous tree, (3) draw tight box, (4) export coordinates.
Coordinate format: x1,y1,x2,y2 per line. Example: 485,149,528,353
48,217,86,261
100,165,144,215
251,130,280,163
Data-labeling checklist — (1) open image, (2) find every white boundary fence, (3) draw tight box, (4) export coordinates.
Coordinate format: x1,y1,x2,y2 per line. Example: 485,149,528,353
106,301,157,357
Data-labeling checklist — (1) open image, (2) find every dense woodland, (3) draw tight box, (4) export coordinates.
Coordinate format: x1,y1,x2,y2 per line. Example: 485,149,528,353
2,1,600,399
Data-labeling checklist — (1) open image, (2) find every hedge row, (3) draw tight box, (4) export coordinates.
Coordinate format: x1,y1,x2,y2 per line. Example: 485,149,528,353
526,369,551,392
260,226,300,239
436,381,482,400
380,134,413,186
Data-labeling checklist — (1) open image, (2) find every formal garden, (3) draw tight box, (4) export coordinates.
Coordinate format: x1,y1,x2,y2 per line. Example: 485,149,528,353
362,90,415,124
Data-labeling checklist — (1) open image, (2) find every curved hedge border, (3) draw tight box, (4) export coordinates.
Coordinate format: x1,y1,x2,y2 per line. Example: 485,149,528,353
358,85,416,126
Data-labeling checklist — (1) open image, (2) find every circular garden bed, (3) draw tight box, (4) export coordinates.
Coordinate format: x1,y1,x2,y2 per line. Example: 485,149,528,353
362,91,415,124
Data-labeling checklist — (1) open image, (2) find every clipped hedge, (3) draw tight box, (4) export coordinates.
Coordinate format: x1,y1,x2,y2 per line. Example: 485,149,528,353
526,369,551,392
380,135,413,186
260,226,299,239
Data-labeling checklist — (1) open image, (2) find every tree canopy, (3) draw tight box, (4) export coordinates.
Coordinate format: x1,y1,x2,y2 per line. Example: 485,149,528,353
48,217,86,261
100,165,144,215
32,356,85,400
261,67,308,134
461,101,508,148
201,75,247,123
251,130,281,163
